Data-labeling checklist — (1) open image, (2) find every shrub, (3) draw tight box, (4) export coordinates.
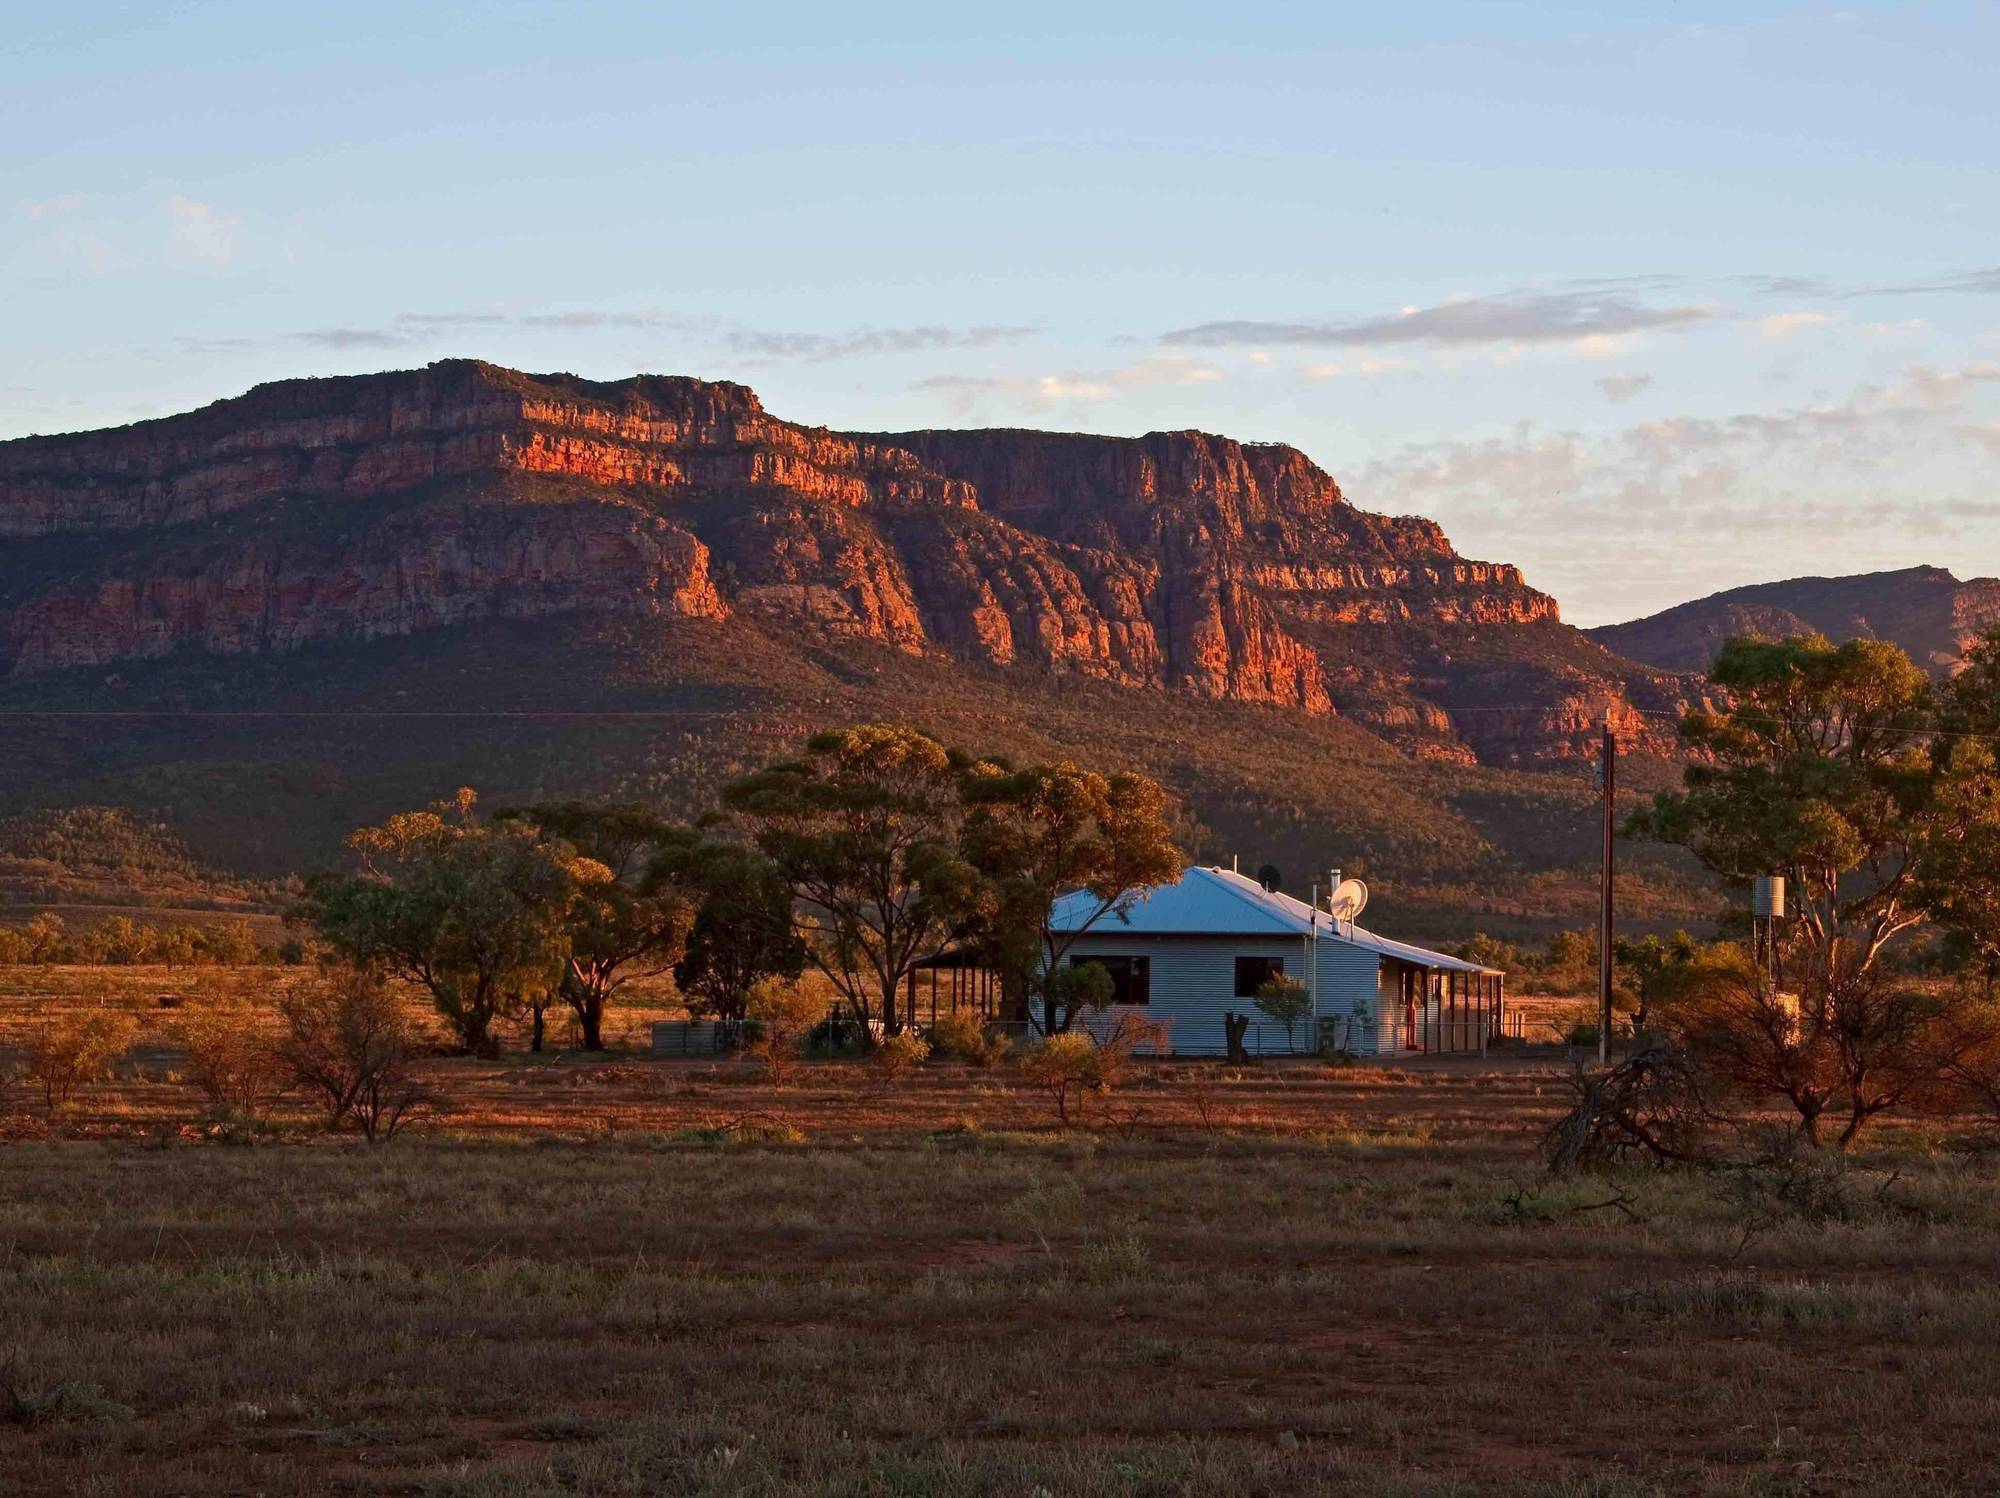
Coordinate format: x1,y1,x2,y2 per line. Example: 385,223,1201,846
1253,974,1314,1053
21,913,71,964
1542,1044,1718,1174
1664,951,2000,1149
745,978,824,1086
195,920,260,966
276,967,431,1143
1020,1033,1104,1126
179,994,287,1122
802,1012,870,1057
875,1029,931,1082
929,1009,1011,1067
25,1008,138,1115
1088,1010,1170,1091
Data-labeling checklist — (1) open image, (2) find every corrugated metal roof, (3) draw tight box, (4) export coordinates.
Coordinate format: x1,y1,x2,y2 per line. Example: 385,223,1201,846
1054,865,1503,975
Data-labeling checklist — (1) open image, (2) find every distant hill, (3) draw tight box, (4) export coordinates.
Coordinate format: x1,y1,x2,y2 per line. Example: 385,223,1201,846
1587,567,2000,675
0,805,287,917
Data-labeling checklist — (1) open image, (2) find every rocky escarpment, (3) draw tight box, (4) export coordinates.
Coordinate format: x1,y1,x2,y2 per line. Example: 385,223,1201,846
0,359,1693,763
4,485,724,675
1589,566,2000,676
0,364,971,538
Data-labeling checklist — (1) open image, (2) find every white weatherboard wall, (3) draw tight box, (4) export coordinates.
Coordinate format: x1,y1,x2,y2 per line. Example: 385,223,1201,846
1064,931,1402,1058
1315,937,1406,1057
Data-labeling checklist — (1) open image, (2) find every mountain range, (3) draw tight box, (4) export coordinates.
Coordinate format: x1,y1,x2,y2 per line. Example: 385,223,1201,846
1587,566,2000,676
1,360,1700,764
0,358,1801,938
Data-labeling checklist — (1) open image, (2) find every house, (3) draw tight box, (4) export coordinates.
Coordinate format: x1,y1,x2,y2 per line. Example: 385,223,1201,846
1050,864,1504,1057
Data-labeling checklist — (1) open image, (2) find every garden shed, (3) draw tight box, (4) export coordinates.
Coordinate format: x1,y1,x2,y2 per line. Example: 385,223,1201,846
1050,865,1504,1057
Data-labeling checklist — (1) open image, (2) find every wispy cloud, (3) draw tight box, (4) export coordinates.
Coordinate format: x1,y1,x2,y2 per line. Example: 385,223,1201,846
165,196,239,269
19,193,88,221
1299,358,1406,380
1595,372,1653,403
191,310,1039,361
913,356,1222,414
724,324,1037,361
1850,267,2000,298
1739,274,1837,298
1738,268,2000,300
1161,290,1720,351
1753,311,1835,341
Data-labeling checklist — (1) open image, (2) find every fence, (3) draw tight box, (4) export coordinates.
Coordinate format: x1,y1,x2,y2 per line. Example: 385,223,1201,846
649,1020,724,1057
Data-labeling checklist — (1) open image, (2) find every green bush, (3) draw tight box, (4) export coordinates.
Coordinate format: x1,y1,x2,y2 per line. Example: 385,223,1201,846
929,1009,1011,1067
875,1029,931,1081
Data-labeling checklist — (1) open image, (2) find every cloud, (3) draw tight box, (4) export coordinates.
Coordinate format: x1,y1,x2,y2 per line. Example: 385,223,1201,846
1350,362,2000,625
19,193,87,221
292,327,412,351
723,324,1037,361
1595,372,1654,404
913,356,1222,414
1850,267,2000,298
1739,274,1838,298
1299,358,1406,380
195,310,1038,361
1160,290,1720,351
165,196,239,269
1753,311,1835,341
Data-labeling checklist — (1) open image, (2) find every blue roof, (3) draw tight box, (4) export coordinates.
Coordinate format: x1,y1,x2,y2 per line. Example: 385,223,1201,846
1052,865,1502,975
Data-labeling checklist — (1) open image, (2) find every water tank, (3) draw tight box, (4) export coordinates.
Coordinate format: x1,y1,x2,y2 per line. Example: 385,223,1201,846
1752,875,1786,920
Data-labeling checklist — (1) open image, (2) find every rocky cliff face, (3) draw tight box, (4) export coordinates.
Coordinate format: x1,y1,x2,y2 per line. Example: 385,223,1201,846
1589,566,2000,675
0,359,1692,763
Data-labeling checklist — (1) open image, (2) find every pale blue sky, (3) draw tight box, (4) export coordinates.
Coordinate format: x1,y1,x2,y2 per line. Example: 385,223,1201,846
6,2,1998,622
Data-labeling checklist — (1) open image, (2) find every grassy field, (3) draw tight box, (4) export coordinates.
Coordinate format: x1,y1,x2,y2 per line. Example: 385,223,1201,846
3,971,1997,1495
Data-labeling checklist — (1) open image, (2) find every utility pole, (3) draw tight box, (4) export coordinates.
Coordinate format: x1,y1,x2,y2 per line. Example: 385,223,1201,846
1598,714,1616,1066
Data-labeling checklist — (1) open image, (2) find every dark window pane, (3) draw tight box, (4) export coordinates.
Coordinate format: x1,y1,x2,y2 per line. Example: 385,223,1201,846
1234,955,1283,997
1071,954,1150,1005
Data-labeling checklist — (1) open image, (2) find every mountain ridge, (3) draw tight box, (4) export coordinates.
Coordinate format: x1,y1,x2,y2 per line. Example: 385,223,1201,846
1587,565,2000,674
0,358,1697,766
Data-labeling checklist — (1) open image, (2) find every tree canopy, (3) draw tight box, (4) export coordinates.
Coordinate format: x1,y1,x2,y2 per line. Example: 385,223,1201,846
957,760,1180,1034
493,802,691,1050
647,830,806,1030
1632,635,1938,990
723,725,975,1035
296,789,606,1055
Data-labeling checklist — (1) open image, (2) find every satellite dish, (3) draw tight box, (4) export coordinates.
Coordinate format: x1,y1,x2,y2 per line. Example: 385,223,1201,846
1329,878,1369,926
1256,863,1283,893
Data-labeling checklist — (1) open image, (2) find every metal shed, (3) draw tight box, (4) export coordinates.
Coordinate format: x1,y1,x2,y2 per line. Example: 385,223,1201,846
1049,865,1504,1057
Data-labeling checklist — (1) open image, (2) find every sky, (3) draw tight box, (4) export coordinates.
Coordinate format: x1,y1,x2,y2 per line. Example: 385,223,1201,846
5,1,1998,625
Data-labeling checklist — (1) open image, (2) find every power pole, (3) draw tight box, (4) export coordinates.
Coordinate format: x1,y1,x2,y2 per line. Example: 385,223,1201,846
1598,714,1616,1066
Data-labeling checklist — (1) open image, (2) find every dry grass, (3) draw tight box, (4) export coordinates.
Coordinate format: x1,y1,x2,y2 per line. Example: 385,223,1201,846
0,964,698,1056
3,971,2000,1493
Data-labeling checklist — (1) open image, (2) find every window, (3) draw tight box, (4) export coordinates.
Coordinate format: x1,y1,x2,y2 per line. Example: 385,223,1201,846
1071,954,1149,1005
1234,955,1284,997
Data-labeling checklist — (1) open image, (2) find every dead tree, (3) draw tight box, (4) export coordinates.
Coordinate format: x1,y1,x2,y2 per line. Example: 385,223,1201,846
1544,1044,1718,1174
1223,1011,1251,1065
